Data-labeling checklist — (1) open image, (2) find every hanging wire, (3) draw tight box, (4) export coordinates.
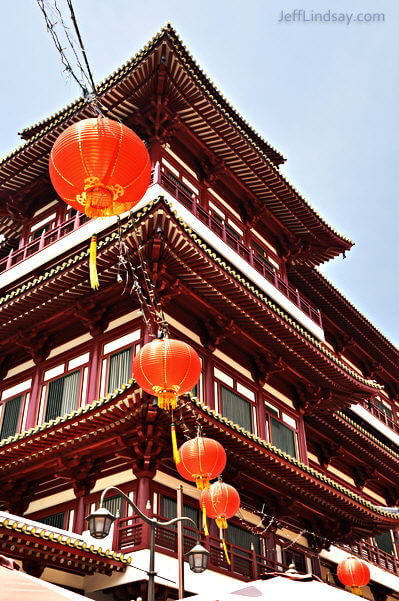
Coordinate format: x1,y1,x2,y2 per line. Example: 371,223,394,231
37,0,88,94
37,0,105,115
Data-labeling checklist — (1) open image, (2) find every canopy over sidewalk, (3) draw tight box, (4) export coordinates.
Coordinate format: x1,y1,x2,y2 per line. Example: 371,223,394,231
0,554,92,601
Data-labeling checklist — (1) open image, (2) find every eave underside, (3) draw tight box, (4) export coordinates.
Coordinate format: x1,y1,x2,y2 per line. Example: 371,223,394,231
0,28,351,266
0,386,397,543
0,201,378,404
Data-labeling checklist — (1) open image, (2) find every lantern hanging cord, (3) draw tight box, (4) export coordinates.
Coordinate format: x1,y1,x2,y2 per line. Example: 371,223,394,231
37,0,104,115
129,211,170,339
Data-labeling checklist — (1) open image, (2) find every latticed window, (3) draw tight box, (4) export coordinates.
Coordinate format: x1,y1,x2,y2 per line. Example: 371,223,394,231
375,399,392,418
161,496,200,530
0,395,22,440
265,400,298,458
45,371,80,422
104,494,124,518
270,417,296,457
37,511,66,529
107,348,132,393
225,522,260,555
375,532,395,555
220,385,253,433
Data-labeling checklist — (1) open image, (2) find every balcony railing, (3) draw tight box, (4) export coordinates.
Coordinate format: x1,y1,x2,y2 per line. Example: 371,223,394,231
0,212,91,274
358,400,399,435
113,514,315,581
157,170,322,328
341,540,399,576
1,173,321,330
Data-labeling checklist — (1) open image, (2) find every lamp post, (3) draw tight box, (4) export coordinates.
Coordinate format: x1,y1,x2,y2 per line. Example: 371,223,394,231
86,486,209,601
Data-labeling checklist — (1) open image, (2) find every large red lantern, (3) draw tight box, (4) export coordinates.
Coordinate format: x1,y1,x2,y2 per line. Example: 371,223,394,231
133,338,201,411
177,436,226,490
49,117,151,218
337,556,370,595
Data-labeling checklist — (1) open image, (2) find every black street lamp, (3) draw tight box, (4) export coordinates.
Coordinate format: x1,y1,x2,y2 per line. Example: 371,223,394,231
86,486,209,601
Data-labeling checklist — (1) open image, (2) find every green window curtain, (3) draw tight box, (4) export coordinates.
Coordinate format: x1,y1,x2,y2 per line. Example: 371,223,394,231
32,224,49,240
37,511,66,529
284,549,306,572
270,417,297,457
107,348,131,393
161,496,199,530
225,522,260,555
191,383,199,398
375,532,394,555
375,400,392,418
104,494,124,518
221,385,253,432
45,371,80,422
0,395,22,440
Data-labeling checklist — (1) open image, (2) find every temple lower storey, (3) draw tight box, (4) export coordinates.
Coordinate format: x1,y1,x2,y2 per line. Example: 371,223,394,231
0,23,398,601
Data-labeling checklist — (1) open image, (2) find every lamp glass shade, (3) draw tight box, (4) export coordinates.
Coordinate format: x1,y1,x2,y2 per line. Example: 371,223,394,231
86,507,116,539
187,543,209,573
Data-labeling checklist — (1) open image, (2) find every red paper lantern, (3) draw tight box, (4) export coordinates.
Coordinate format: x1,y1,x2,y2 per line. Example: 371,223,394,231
133,338,201,411
49,117,151,218
177,436,226,490
200,479,240,530
337,556,370,591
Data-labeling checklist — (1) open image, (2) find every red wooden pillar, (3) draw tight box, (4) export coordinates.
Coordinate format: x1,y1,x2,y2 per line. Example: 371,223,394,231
256,388,267,441
150,140,162,184
204,352,215,410
25,365,42,430
86,338,101,404
297,414,309,464
73,495,85,534
136,475,153,548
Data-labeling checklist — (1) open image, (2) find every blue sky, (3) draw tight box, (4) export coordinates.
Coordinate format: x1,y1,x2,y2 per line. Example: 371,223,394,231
1,1,398,346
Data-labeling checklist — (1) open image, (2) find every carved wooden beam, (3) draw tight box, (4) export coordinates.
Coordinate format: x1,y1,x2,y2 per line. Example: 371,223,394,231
199,315,235,352
250,351,285,386
15,328,52,365
72,299,110,337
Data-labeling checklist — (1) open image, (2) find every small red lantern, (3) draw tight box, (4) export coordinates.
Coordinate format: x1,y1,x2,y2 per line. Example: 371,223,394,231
337,556,370,595
49,117,151,218
200,479,240,530
177,436,226,490
133,338,201,411
200,478,240,565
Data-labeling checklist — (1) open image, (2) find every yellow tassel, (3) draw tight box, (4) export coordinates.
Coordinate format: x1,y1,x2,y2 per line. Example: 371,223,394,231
171,422,180,464
202,502,209,536
222,535,231,565
195,476,210,490
156,391,177,411
89,235,99,290
351,587,362,596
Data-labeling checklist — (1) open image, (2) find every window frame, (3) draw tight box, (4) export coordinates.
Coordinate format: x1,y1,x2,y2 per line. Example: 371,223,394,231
263,396,300,459
0,377,32,439
38,351,90,425
214,363,258,435
26,209,57,244
99,328,142,398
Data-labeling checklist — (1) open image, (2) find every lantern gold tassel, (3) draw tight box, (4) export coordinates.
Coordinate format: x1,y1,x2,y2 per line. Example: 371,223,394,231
222,534,231,565
202,502,209,536
171,421,180,464
350,587,362,596
89,235,99,290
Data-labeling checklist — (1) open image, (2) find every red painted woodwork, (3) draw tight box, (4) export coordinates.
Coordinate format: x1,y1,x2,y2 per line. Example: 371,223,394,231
200,480,240,529
176,436,226,489
49,117,151,218
133,338,201,410
158,169,322,327
337,556,370,587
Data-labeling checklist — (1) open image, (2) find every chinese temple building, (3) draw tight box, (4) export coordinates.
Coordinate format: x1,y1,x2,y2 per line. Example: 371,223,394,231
0,24,398,601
